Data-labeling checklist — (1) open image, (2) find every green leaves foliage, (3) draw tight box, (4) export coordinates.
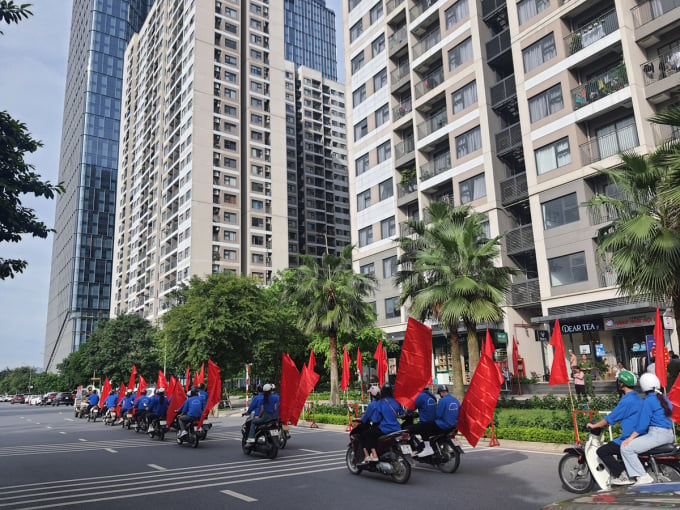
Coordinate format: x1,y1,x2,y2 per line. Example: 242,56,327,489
0,1,32,34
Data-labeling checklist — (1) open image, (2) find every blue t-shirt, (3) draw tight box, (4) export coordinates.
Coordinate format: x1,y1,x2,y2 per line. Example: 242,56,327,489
261,394,279,417
120,396,134,411
605,390,643,444
361,400,381,424
148,395,169,417
435,394,460,430
88,394,99,406
377,397,402,434
634,393,673,434
246,394,263,415
179,396,204,418
104,394,118,408
135,395,150,410
414,390,437,423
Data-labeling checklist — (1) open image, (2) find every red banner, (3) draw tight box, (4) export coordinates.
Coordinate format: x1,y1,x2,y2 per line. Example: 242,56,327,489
667,374,680,425
100,376,111,408
157,370,168,390
654,307,667,388
197,359,221,429
167,376,187,428
280,353,301,424
116,382,126,415
127,365,136,394
341,345,350,392
394,318,432,410
357,348,363,378
512,336,520,376
136,375,147,398
288,360,319,426
185,365,190,391
548,319,569,386
374,339,387,386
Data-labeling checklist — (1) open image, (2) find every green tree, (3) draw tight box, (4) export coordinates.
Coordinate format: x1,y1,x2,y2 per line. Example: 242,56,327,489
281,245,377,405
0,1,32,34
395,202,514,400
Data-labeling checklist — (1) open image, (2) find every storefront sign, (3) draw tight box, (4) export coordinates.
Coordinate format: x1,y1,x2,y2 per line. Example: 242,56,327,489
558,320,603,334
496,332,508,345
604,313,655,330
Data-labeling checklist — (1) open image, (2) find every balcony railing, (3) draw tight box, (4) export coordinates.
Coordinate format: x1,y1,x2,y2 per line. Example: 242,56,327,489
385,0,405,15
652,123,680,145
564,9,619,56
414,67,444,99
421,152,451,181
410,0,439,19
397,182,418,198
486,28,510,62
390,64,411,90
580,122,639,165
490,74,516,107
417,110,448,138
640,49,680,85
393,100,413,121
388,26,408,55
509,278,540,307
399,221,416,236
505,224,534,255
395,137,415,160
571,64,628,110
597,265,618,288
495,123,522,156
631,0,680,28
499,172,527,205
588,203,620,226
413,28,441,60
482,0,506,18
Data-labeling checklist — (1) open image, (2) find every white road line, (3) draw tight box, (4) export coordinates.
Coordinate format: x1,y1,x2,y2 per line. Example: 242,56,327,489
221,489,257,502
64,418,73,422
59,432,66,435
147,464,166,471
105,448,117,453
299,449,321,453
78,439,87,442
46,426,52,429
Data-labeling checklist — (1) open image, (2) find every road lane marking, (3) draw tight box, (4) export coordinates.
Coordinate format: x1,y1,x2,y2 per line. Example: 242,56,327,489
78,439,87,442
59,432,66,435
64,418,73,422
221,489,257,502
148,464,166,471
105,448,117,453
46,426,52,429
299,449,321,453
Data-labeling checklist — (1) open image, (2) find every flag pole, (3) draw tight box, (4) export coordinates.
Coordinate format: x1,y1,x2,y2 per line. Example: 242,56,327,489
566,379,579,444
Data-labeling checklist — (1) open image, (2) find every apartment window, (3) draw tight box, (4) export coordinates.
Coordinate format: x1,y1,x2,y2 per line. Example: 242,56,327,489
252,199,264,210
385,297,400,319
252,235,264,246
373,68,387,90
522,33,556,72
517,0,549,25
252,217,264,228
252,253,264,264
459,173,486,204
357,189,372,211
351,52,365,73
250,81,262,93
445,0,469,29
224,87,237,99
350,20,363,42
360,262,375,275
223,230,237,241
542,193,579,230
381,216,396,239
354,118,368,141
370,1,383,23
359,225,373,247
452,81,477,114
535,137,571,174
375,104,390,127
223,175,236,186
455,126,482,158
356,153,370,175
224,54,237,66
596,117,639,159
224,140,237,151
223,249,237,260
528,84,563,123
223,212,237,223
448,37,472,71
377,141,391,163
379,178,393,200
251,113,262,124
372,34,385,57
250,65,262,76
223,157,237,168
224,105,237,116
383,255,397,278
549,252,587,287
353,84,367,107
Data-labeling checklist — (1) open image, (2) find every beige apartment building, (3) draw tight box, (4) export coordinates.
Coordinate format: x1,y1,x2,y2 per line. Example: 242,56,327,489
343,0,680,384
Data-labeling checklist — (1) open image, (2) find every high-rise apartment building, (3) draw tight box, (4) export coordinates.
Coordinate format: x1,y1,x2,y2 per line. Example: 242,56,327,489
44,0,153,371
343,0,680,383
284,0,339,80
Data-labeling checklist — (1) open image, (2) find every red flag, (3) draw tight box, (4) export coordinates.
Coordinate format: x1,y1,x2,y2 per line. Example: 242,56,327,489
357,348,363,378
167,375,187,428
456,336,504,447
127,365,137,394
512,336,520,377
136,375,147,398
548,320,569,385
116,382,127,415
185,365,190,391
197,359,221,429
374,339,387,386
394,318,432,409
289,359,320,426
100,376,111,408
667,374,680,425
198,363,205,384
157,370,168,390
280,353,301,424
654,307,667,388
341,345,350,392
308,349,316,373
167,376,177,398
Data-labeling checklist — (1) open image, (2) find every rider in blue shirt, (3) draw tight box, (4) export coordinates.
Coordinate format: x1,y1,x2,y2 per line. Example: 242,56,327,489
147,388,169,429
86,389,99,414
413,387,437,423
177,387,204,437
117,390,134,424
133,392,151,423
410,385,459,458
360,383,403,462
246,384,279,442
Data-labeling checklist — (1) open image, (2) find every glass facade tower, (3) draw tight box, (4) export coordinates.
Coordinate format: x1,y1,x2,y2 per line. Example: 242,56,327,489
284,0,338,81
44,0,153,371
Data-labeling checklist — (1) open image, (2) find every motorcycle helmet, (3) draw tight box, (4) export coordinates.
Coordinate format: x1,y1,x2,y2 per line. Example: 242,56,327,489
616,369,637,388
157,387,165,394
437,384,448,395
190,386,199,396
263,383,273,392
368,385,380,398
640,373,661,393
380,383,393,398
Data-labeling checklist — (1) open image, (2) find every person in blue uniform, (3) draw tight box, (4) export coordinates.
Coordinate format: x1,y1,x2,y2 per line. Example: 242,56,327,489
246,384,279,442
360,383,403,463
177,387,204,438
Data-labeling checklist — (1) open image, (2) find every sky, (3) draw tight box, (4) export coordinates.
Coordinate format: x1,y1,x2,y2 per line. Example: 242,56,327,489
0,0,346,371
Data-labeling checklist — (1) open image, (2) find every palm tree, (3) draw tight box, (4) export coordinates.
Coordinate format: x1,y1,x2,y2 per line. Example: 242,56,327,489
283,244,377,405
395,202,515,400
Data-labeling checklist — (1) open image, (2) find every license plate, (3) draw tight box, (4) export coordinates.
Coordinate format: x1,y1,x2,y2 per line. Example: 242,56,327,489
270,430,279,436
400,444,412,455
159,421,167,426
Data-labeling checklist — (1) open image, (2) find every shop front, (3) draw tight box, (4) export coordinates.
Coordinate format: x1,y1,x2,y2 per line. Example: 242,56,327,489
603,311,665,378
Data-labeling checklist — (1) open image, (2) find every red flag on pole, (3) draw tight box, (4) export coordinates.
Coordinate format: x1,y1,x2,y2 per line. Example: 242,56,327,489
167,376,177,397
136,375,147,398
127,365,136,394
166,375,187,428
512,336,520,377
184,365,190,391
308,349,316,373
394,318,432,410
357,348,363,379
341,345,351,392
374,339,387,386
549,319,570,386
483,329,496,363
457,330,504,447
157,370,168,390
654,307,667,388
198,363,205,384
100,376,111,407
289,358,320,426
667,375,680,425
116,382,127,415
197,359,221,429
280,353,301,424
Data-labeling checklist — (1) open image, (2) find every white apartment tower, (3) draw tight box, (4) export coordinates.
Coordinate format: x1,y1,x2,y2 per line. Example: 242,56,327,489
343,0,680,382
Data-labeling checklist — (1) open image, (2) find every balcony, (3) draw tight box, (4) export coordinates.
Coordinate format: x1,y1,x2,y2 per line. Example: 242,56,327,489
495,122,522,158
414,67,444,99
564,9,618,56
640,50,680,100
481,0,506,20
388,26,408,57
571,64,628,110
499,172,527,206
390,64,411,91
392,100,412,121
597,266,618,288
580,122,639,165
509,278,540,308
652,123,680,146
485,28,511,66
394,136,415,166
397,181,418,198
410,0,438,19
386,0,405,15
420,152,451,181
505,224,534,256
490,74,517,115
412,28,441,60
632,0,680,28
399,221,416,237
588,203,619,226
417,110,448,138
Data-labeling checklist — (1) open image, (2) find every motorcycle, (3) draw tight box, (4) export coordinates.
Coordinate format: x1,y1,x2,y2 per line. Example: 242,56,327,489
146,415,168,441
121,410,133,429
402,413,463,473
197,421,212,441
102,407,117,426
76,400,89,419
134,412,149,433
176,419,200,448
87,405,100,422
276,420,290,449
345,421,413,484
241,414,279,459
558,425,680,493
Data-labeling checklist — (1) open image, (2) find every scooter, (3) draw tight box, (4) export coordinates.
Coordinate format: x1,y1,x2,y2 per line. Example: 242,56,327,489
87,405,100,422
558,425,680,493
345,420,413,484
146,415,168,441
197,421,212,440
402,412,463,473
176,418,199,448
102,407,117,426
241,414,279,459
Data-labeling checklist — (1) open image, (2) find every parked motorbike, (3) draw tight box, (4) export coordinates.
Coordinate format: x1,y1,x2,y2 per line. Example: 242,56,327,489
241,414,279,459
345,421,413,484
558,425,680,493
176,419,200,448
402,412,463,473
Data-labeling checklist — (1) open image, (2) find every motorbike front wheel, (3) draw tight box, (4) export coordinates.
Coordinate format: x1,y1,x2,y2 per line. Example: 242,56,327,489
436,439,461,474
655,462,680,482
390,454,412,484
559,452,595,494
345,447,362,475
277,427,287,449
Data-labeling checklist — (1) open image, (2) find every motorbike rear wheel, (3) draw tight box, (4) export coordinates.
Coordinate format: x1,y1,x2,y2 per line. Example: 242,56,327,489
345,447,362,475
559,452,595,494
436,439,461,474
390,454,411,484
191,431,199,448
655,462,680,482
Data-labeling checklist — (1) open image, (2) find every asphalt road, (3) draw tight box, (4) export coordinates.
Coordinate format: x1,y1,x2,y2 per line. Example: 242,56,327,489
0,403,575,510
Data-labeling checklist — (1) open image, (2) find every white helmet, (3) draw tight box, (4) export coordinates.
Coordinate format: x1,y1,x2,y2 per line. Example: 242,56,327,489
640,373,661,393
263,383,273,392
